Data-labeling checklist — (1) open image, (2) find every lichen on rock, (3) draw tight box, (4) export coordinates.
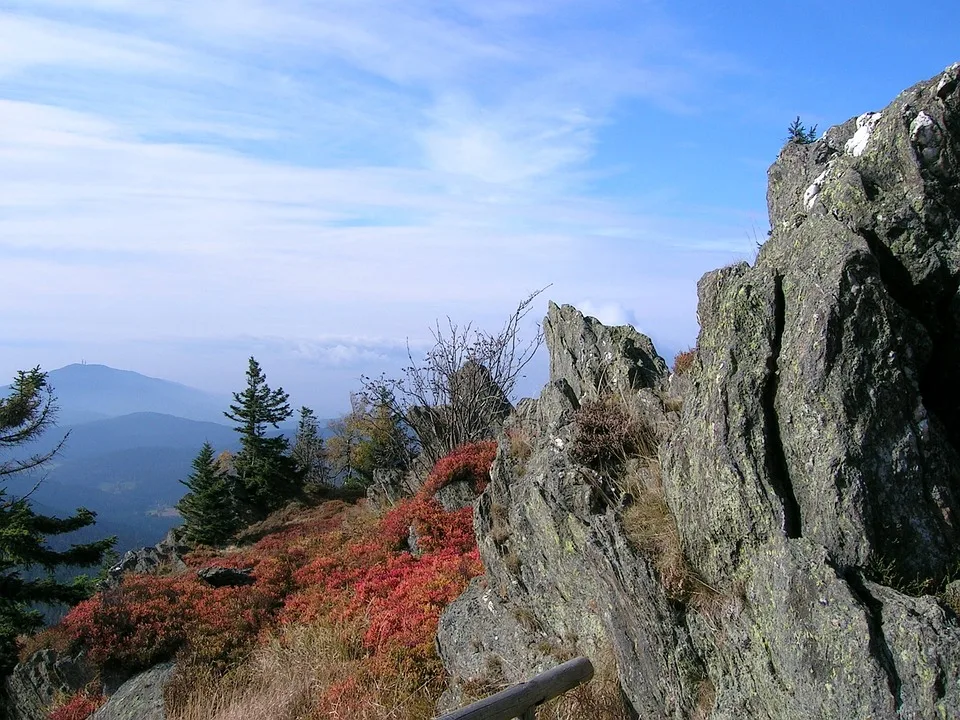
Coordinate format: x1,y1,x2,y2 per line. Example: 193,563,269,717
438,61,960,720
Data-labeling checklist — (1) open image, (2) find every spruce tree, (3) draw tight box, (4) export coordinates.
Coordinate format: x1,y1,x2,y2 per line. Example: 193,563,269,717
0,368,115,675
225,358,301,521
292,407,330,486
177,442,238,545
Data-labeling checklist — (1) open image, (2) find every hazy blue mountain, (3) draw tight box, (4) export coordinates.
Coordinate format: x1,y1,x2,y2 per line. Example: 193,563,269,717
6,413,239,553
1,362,324,554
29,412,240,462
32,363,231,425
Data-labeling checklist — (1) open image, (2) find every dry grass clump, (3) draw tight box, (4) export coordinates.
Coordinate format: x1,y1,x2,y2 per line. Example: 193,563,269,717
623,490,691,599
166,620,438,720
505,426,534,468
539,651,632,720
620,463,715,604
571,396,657,472
489,503,512,547
691,677,717,720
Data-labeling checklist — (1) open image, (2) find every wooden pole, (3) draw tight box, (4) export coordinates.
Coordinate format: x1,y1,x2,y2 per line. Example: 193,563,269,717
436,657,595,720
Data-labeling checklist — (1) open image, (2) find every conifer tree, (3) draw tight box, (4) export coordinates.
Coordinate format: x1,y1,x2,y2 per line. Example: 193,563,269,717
177,442,238,545
0,368,114,675
292,406,330,486
224,357,301,521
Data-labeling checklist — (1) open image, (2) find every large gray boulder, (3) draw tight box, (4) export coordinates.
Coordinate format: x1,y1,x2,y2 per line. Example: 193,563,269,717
92,663,174,720
662,61,960,718
2,650,93,720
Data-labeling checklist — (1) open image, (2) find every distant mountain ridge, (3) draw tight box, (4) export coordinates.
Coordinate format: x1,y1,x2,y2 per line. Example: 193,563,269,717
40,363,229,425
2,363,317,555
29,412,240,462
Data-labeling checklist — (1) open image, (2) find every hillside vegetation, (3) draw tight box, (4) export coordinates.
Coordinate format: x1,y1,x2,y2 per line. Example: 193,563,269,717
34,443,493,720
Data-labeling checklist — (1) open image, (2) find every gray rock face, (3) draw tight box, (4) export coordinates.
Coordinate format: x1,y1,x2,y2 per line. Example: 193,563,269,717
436,303,703,717
2,650,93,720
91,663,174,720
438,64,960,720
366,468,415,511
104,528,189,589
434,478,478,511
543,302,668,404
197,565,254,587
664,62,960,719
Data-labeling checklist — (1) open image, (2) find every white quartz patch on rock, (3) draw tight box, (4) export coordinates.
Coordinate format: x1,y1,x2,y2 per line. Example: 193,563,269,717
910,111,942,163
803,169,829,209
845,112,882,157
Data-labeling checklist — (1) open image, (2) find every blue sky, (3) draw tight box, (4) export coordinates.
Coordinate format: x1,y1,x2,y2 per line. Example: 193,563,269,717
1,0,957,416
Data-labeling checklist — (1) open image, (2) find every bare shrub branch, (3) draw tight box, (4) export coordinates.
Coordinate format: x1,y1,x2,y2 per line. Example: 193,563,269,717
363,289,548,463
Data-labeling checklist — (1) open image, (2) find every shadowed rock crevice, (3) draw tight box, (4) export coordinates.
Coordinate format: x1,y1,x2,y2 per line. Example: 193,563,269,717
841,569,903,712
763,274,802,538
861,227,960,454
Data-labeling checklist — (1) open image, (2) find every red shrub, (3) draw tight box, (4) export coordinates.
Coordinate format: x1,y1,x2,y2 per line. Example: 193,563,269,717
420,441,497,497
672,348,696,376
61,549,290,671
55,446,494,701
48,691,105,720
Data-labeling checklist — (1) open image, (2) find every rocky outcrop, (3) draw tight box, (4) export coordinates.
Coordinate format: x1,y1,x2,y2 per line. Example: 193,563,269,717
2,650,93,720
438,63,960,720
366,469,416,511
103,528,189,589
197,566,254,587
436,303,703,717
91,663,174,720
662,61,960,719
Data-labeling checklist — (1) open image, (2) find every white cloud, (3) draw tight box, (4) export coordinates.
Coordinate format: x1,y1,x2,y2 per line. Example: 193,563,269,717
0,12,186,76
0,1,752,405
575,301,639,329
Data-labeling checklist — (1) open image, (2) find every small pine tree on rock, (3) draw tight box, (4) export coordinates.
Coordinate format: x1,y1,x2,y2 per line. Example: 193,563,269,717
787,116,818,144
177,442,239,545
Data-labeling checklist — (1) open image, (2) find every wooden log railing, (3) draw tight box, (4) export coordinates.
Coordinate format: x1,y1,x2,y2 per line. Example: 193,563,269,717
436,657,595,720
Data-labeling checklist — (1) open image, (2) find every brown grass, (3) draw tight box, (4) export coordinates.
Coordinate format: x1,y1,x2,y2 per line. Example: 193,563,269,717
502,549,522,576
571,397,658,472
539,650,632,720
489,503,512,547
165,619,439,720
620,463,716,604
505,426,534,468
691,677,716,720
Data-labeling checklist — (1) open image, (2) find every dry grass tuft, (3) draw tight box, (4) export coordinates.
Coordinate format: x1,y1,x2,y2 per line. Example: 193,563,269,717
166,620,438,720
620,462,715,604
540,651,632,720
691,677,717,720
505,426,534,468
571,397,658,472
489,503,512,547
502,549,522,576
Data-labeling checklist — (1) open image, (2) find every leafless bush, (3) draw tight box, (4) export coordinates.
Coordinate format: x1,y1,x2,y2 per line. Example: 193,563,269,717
363,289,547,464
